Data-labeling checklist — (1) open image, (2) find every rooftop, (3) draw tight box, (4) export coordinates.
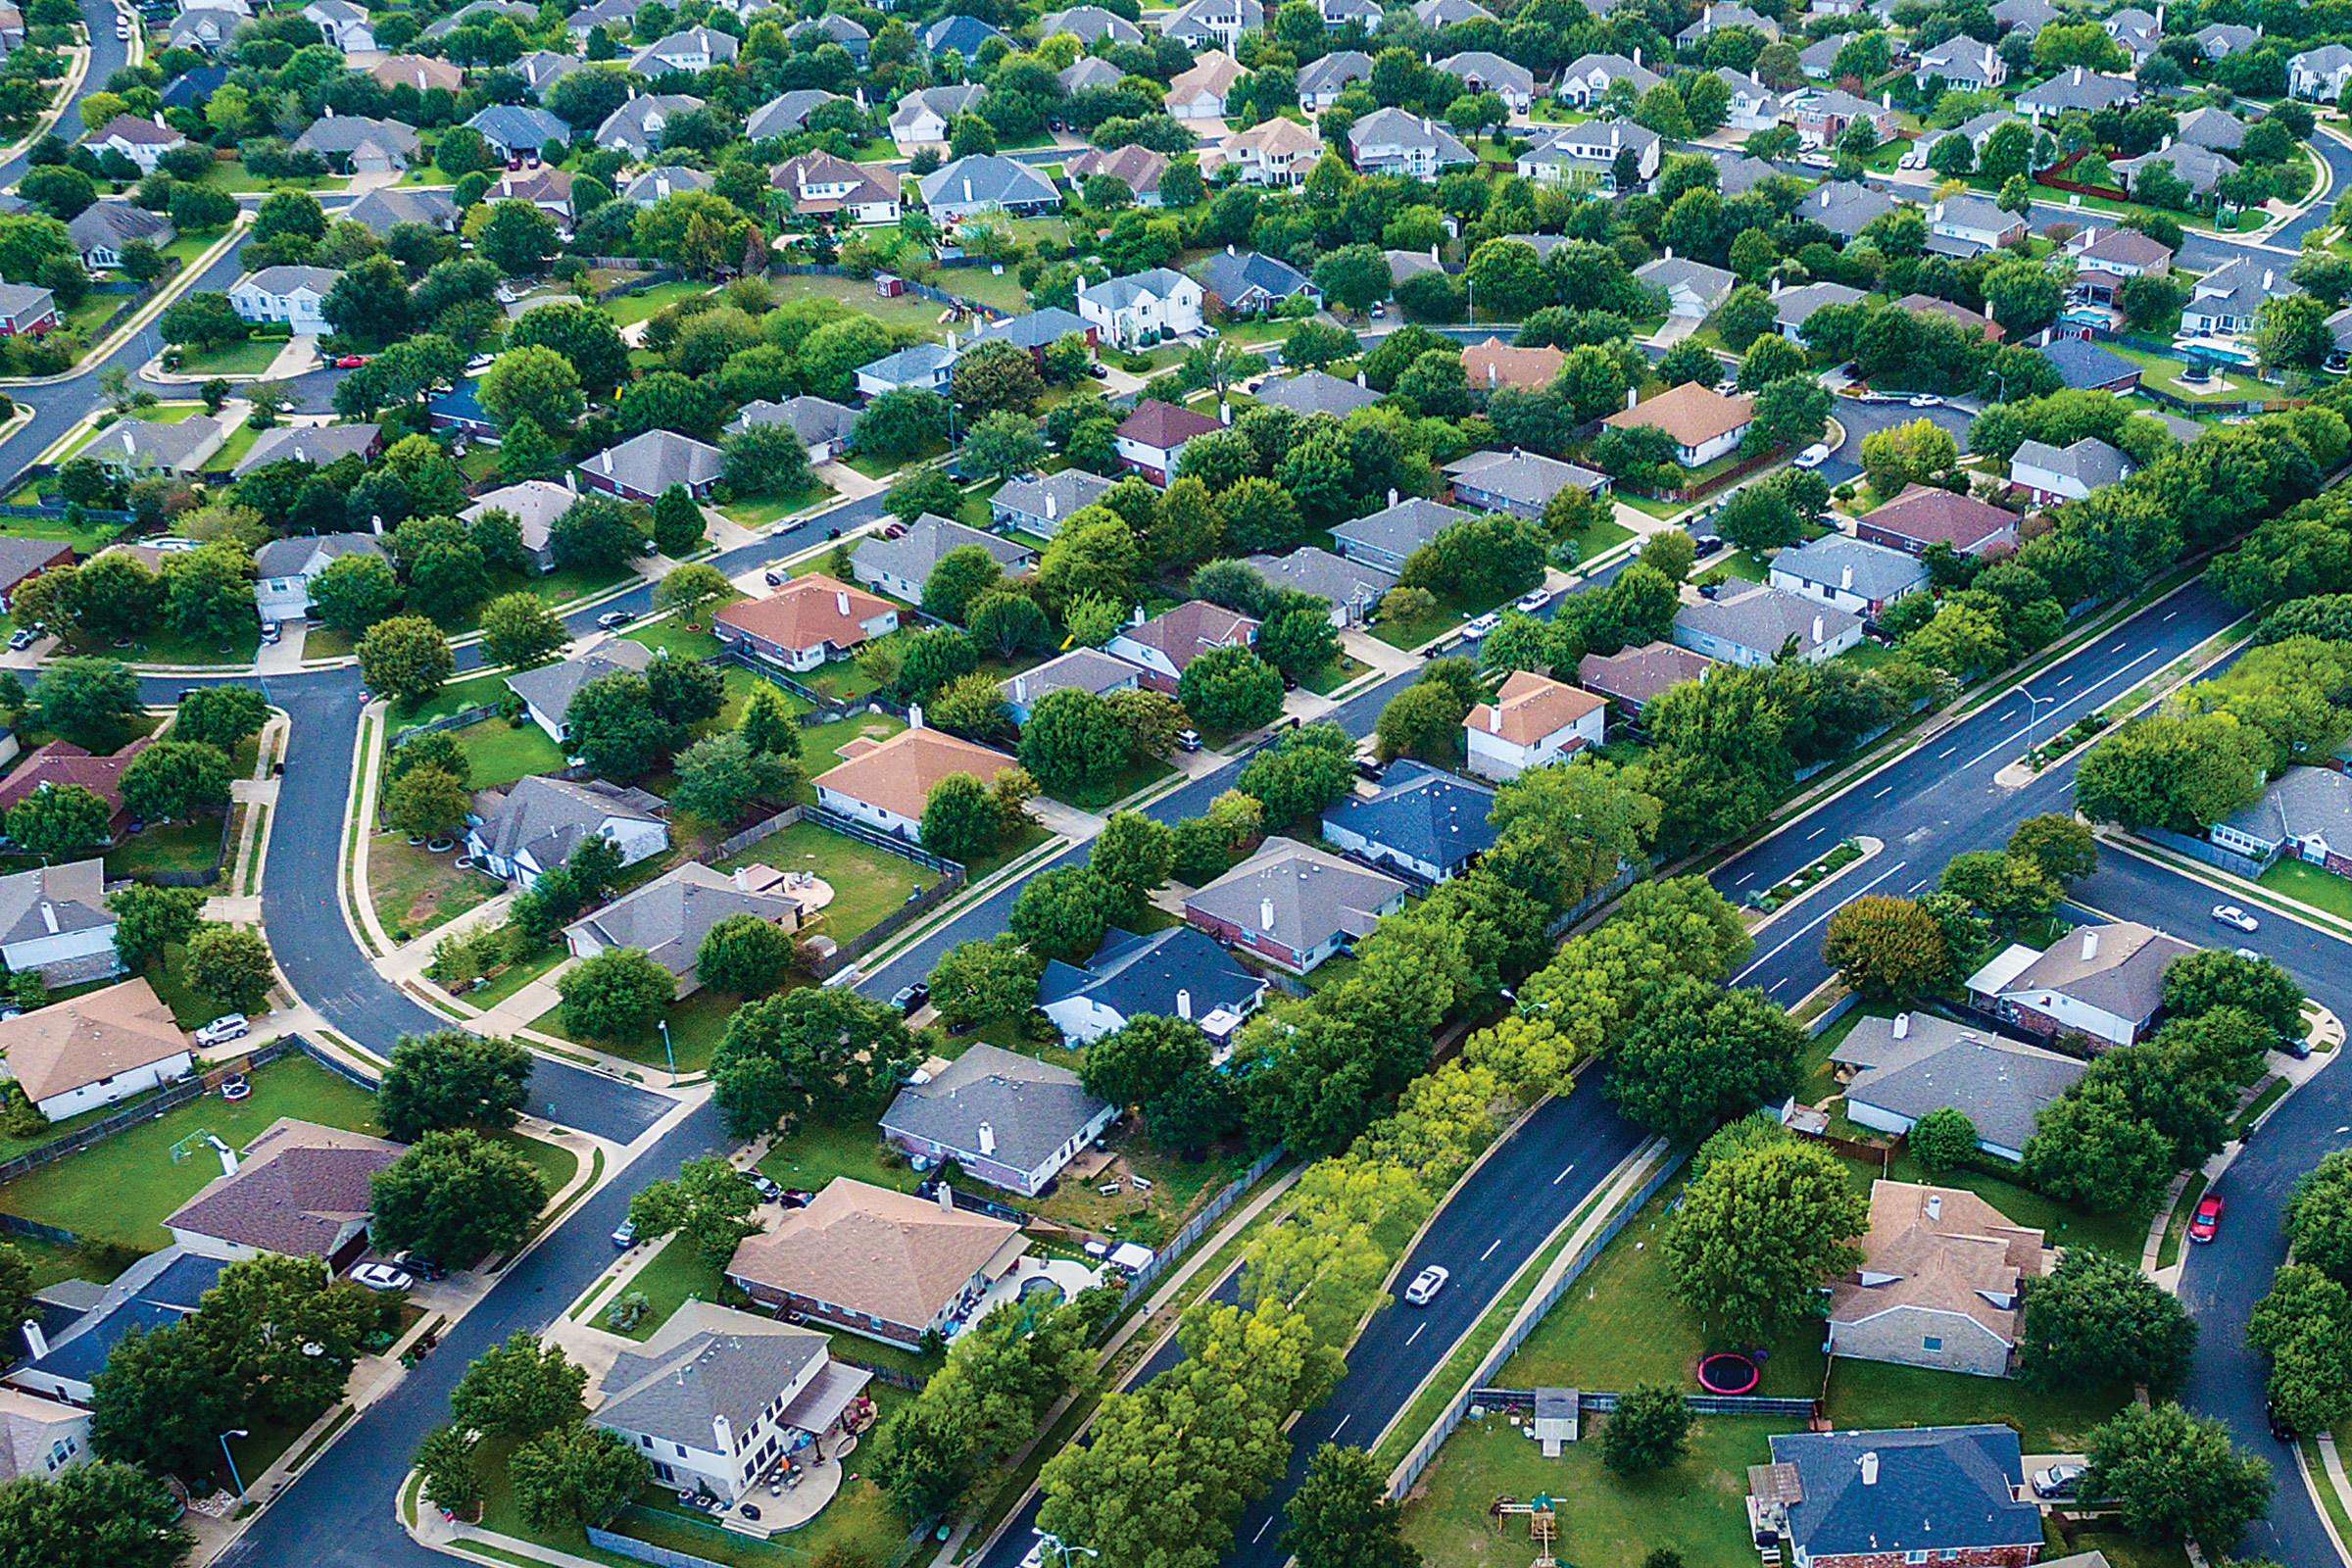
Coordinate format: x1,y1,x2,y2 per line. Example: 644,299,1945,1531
880,1043,1109,1173
727,1177,1028,1330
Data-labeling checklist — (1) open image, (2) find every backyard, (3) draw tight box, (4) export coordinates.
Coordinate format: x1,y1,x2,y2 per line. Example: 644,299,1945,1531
369,833,502,946
446,715,569,790
707,819,941,945
106,816,227,881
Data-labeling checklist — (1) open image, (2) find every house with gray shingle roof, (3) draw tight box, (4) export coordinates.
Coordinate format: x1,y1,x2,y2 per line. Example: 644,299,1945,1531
1245,546,1397,627
504,641,656,743
992,467,1115,538
919,154,1060,221
293,115,420,172
2118,139,2237,199
1346,106,1475,180
2175,105,2245,152
786,15,867,62
2293,43,2352,102
2017,65,2137,120
2039,335,2140,392
513,49,586,97
1331,496,1472,572
1435,49,1536,110
236,423,382,479
921,13,1013,59
1000,646,1143,724
1077,268,1205,346
1038,926,1266,1048
466,103,569,161
1555,52,1659,107
1767,535,1929,619
0,859,117,986
724,394,859,462
341,186,456,237
747,88,845,138
1772,278,1868,339
1674,583,1863,667
1987,0,2057,30
466,773,669,887
2010,435,2132,504
1196,246,1322,313
594,93,705,155
2212,766,2352,877
1829,1010,2086,1160
576,428,725,503
855,340,958,400
891,84,986,150
1321,760,1496,884
252,526,385,618
1966,921,2198,1048
1058,56,1122,93
1794,178,1904,240
1446,448,1607,519
1298,48,1372,109
850,513,1037,604
620,166,712,207
1184,837,1409,974
1041,4,1143,43
228,265,344,334
564,861,803,991
81,415,224,476
629,24,739,75
1636,255,1737,318
68,201,172,270
1253,368,1381,418
2193,22,2258,58
880,1043,1113,1196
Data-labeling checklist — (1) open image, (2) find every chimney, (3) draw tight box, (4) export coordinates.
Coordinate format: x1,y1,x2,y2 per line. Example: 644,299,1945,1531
963,177,973,201
908,703,924,730
1260,898,1276,931
1013,675,1026,702
1356,369,1368,387
1177,988,1193,1019
1882,88,1891,109
1227,242,1236,254
1771,275,1783,295
1625,387,1639,410
937,1182,956,1211
1926,1194,1941,1219
978,1122,995,1156
2160,132,2171,150
1387,487,1398,506
1220,401,1232,425
1839,564,1853,591
1045,491,1057,521
1860,1452,1880,1486
600,449,613,472
1633,45,1642,66
1811,613,1824,644
947,329,957,353
1488,702,1502,732
2081,929,2099,960
1819,187,1831,209
1663,245,1673,260
1892,1012,1909,1039
1489,362,1499,387
2074,65,2083,81
837,589,850,614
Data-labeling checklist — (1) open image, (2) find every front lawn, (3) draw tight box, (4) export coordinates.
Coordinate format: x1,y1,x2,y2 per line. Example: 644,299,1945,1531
212,419,264,473
449,716,569,789
57,619,260,665
708,818,940,943
1369,593,1472,650
369,833,502,945
144,942,253,1030
1044,756,1176,811
756,1116,926,1199
172,338,285,377
0,1055,383,1251
530,984,745,1075
1298,652,1369,696
623,613,738,662
518,562,635,612
2259,856,2352,924
605,1229,737,1341
106,816,227,880
203,158,347,192
720,480,834,532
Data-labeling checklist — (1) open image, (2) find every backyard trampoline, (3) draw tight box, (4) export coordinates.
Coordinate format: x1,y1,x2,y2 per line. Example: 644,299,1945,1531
1696,1352,1759,1395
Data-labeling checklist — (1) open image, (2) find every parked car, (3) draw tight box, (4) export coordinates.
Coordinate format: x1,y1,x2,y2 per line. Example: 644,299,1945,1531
596,610,633,630
764,567,787,585
1515,588,1551,614
611,1218,637,1249
6,628,34,651
1907,394,1943,408
465,353,497,373
1793,442,1833,469
1402,1265,1449,1305
392,1250,446,1281
2031,1463,2082,1498
1176,728,1201,752
349,1263,415,1291
194,1013,250,1048
1462,612,1501,637
2211,905,2259,933
260,621,281,645
335,354,368,368
749,1174,784,1202
892,982,930,1015
2270,1399,2294,1441
2187,1192,2224,1243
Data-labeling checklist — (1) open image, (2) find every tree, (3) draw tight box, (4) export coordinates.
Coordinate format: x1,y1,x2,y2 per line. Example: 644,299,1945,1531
1607,978,1802,1144
413,1424,485,1522
510,1423,649,1533
1239,724,1357,824
478,200,562,278
120,740,231,824
1821,894,1953,1000
88,1319,240,1478
653,562,733,629
969,591,1053,660
671,731,792,824
557,947,673,1041
450,1331,588,1439
2082,1402,2272,1551
962,408,1047,480
107,883,206,970
478,593,567,671
2286,1150,2352,1287
1861,417,1959,495
1666,1138,1869,1342
696,912,796,997
30,658,141,750
1090,810,1174,905
626,1155,759,1268
175,685,268,754
563,672,674,778
477,345,583,435
1373,681,1465,765
1713,484,1801,553
926,936,1045,1029
1600,1383,1693,1476
2019,1246,2197,1395
7,783,111,860
1178,645,1284,732
2023,1078,2180,1212
1282,1445,1421,1568
185,924,274,1012
164,545,257,647
321,256,414,346
2006,812,2096,883
1009,864,1125,964
0,1460,193,1568
919,772,1004,863
708,987,919,1137
2162,948,2305,1041
357,615,454,707
509,301,632,397
1020,687,1128,799
311,553,404,637
370,1129,551,1266
378,1030,533,1143
2078,712,2271,833
1938,850,2059,928
952,340,1046,416
549,496,647,573
924,545,1004,626
197,1253,378,1427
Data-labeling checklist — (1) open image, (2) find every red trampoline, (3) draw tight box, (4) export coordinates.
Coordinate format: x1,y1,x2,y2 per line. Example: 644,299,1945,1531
1697,1352,1760,1395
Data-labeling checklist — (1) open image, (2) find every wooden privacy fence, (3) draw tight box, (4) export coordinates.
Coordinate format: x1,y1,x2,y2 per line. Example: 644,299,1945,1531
1115,1143,1287,1310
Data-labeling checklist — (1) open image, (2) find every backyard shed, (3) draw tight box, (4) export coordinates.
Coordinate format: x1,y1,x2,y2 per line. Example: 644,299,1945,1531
1533,1388,1578,1453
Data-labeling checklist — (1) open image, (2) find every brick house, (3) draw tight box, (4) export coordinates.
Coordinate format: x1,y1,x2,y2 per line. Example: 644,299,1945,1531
1183,838,1407,974
1854,484,2020,559
1965,921,2198,1049
2211,766,2352,876
713,574,898,671
1752,1425,2044,1568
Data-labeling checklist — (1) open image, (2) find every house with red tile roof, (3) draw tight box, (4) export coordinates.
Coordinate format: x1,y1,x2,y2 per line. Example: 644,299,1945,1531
0,735,157,838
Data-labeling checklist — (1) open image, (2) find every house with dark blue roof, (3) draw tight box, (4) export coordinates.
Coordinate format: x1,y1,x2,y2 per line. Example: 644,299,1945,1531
921,14,1013,59
1194,246,1323,314
2040,335,2141,393
427,378,494,438
5,1247,227,1405
1038,925,1268,1047
1320,761,1496,884
161,64,229,111
1754,1425,2043,1568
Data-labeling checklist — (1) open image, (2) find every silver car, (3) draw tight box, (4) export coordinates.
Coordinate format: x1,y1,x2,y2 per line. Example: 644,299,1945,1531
1403,1265,1449,1306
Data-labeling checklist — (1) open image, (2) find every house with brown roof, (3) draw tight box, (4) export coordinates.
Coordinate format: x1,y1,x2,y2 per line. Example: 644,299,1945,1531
811,726,1019,845
1855,484,2020,559
714,573,899,672
0,537,71,611
1461,336,1564,393
0,976,190,1121
0,734,157,840
1064,143,1170,206
1165,49,1246,118
165,1118,404,1269
1895,292,2005,340
1113,398,1221,486
725,1177,1030,1348
1106,600,1259,694
1602,381,1755,466
1576,641,1718,715
1965,921,2198,1049
1465,670,1606,780
369,53,466,92
1827,1181,2047,1378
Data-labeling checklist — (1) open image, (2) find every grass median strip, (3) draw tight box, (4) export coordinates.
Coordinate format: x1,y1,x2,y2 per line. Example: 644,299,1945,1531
2303,1436,2352,1550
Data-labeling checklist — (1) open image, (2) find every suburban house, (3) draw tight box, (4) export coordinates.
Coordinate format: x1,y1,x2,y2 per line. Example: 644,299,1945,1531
2017,65,2139,120
1676,1,1776,44
594,94,704,156
0,735,156,839
724,395,860,466
2118,140,2238,200
880,1044,1114,1198
164,1119,404,1268
0,537,70,612
1773,278,1869,338
1254,368,1381,419
1916,33,2004,89
1988,0,2057,27
919,155,1061,222
80,416,224,477
1555,52,1660,108
0,977,190,1122
1576,642,1717,716
370,53,467,92
1107,600,1259,693
234,422,383,480
1434,49,1534,110
2177,105,2246,150
1185,839,1409,975
2211,766,2352,876
1244,547,1396,628
1674,585,1864,667
1829,1009,2087,1161
167,8,234,47
618,167,712,209
1516,120,1663,187
747,87,848,136
855,341,958,401
1855,484,2020,559
485,166,575,222
1785,87,1900,149
889,84,986,151
2009,436,2132,505
1214,116,1321,184
1111,398,1221,486
1465,670,1607,781
68,201,171,272
1064,144,1169,206
2040,336,2141,393
1461,337,1565,393
4,1248,226,1406
811,727,1018,845
83,115,183,172
1753,1426,2044,1568
252,531,386,622
1412,0,1490,24
1000,648,1143,725
1826,1182,2046,1378
1159,0,1262,48
1636,255,1737,319
1058,56,1122,93
227,266,344,335
1966,922,2199,1050
715,575,899,670
0,860,119,987
2181,256,2294,336
1445,449,1607,519
1767,535,1928,620
1165,49,1246,118
2291,43,2352,100
1040,4,1144,43
1196,247,1322,315
1332,496,1471,572
1346,107,1475,180
463,480,570,572
1715,67,1782,128
593,1302,868,1501
562,862,803,995
1037,925,1266,1048
630,24,739,74
1298,49,1374,110
1322,761,1497,883
851,514,1036,605
967,307,1098,368
293,115,420,173
992,468,1114,538
920,13,1014,57
1792,181,1905,246
574,428,725,503
1604,382,1754,467
466,774,669,888
726,1178,1029,1349
0,282,57,338
1927,193,2026,256
1078,270,1206,349
0,1387,89,1481
2067,224,2175,296
505,640,657,744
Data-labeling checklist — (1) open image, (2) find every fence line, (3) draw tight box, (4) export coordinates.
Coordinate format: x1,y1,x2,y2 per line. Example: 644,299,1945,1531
800,805,962,876
726,647,913,723
1117,1143,1287,1310
834,1353,928,1392
2136,824,2276,879
588,1521,738,1568
392,705,503,747
0,1034,324,1186
134,810,239,889
1471,1386,1819,1418
1387,1153,1684,1498
0,1212,78,1246
707,805,804,863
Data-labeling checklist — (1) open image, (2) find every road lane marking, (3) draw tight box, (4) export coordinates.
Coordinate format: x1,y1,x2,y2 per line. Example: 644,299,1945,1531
1958,646,2168,769
1937,747,1956,759
1873,785,1892,798
1769,977,1788,994
1736,859,1906,981
1331,1414,1351,1438
1807,825,1826,839
1734,871,1755,888
1254,1519,1275,1544
1481,1238,1504,1260
1907,877,1930,894
1406,1323,1425,1346
2054,674,2073,687
1552,1163,1577,1184
2162,611,2179,622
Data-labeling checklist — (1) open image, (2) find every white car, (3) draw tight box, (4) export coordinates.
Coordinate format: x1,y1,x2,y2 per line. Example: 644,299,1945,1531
2031,1463,2083,1498
464,353,497,373
1792,442,1833,469
193,1013,249,1047
1403,1265,1449,1306
348,1263,415,1292
1515,588,1551,613
1462,612,1501,638
596,610,633,630
1908,394,1943,408
115,17,130,37
2212,905,2259,933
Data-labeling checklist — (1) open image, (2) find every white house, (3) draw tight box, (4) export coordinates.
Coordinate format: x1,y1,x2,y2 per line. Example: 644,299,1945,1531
0,860,118,987
1346,107,1475,181
1716,68,1782,129
1516,120,1662,186
252,530,385,621
1077,268,1204,345
504,640,658,744
1464,670,1606,781
83,115,185,173
2009,436,2132,506
1601,381,1754,467
1915,34,2004,90
0,978,191,1122
1673,585,1863,667
1965,922,2197,1049
1928,193,2026,254
466,775,670,887
302,0,378,51
879,1044,1116,1197
1555,52,1661,109
2291,44,2352,101
810,727,1019,844
228,266,343,335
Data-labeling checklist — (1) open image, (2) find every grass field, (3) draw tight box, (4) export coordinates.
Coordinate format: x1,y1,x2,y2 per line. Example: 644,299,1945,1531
602,281,718,328
172,339,285,376
708,819,941,943
390,671,512,727
1824,1356,2128,1452
531,985,740,1075
2260,856,2352,923
765,272,958,341
450,716,569,789
0,1055,384,1251
469,941,566,1007
369,833,501,945
623,617,730,661
606,1229,736,1340
719,479,833,531
756,1117,926,1200
106,816,225,880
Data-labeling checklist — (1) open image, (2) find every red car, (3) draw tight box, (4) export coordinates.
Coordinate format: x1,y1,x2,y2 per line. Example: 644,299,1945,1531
2188,1193,2225,1244
334,354,368,368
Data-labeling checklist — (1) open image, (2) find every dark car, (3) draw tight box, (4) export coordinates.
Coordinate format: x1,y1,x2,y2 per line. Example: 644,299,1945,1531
750,1173,784,1202
394,1250,447,1281
2270,1399,2294,1441
891,982,930,1015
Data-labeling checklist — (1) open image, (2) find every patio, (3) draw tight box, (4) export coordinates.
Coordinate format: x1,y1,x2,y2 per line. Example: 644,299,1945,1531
702,1408,863,1538
949,1255,1104,1342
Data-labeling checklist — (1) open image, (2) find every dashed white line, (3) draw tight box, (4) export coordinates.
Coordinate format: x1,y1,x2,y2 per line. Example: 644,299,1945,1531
1552,1163,1577,1185
1254,1519,1276,1544
2054,674,2073,687
1937,747,1956,759
1957,646,2168,769
1736,859,1907,981
1331,1414,1351,1439
2161,611,2179,622
1734,871,1756,888
1480,1238,1504,1261
1907,877,1931,894
1405,1323,1426,1347
1807,825,1827,840
1873,785,1893,798
1768,977,1788,994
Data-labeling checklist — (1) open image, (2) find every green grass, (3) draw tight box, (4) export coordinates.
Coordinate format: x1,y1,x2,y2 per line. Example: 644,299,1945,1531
518,562,635,612
391,671,513,727
105,816,225,880
468,941,566,1007
2158,1171,2207,1272
530,984,741,1074
213,419,264,473
1869,1145,2151,1260
144,943,246,1030
1568,512,1637,563
2232,1078,2288,1136
493,1127,580,1205
2259,856,2352,922
58,618,259,665
0,509,125,555
450,716,569,790
0,1055,383,1251
172,338,285,376
624,614,736,662
1298,652,1369,697
757,1117,926,1199
708,818,940,943
203,157,348,193
1822,1356,2129,1454
720,480,834,531
605,1228,732,1340
602,281,718,328
1369,592,1473,650
758,272,956,341
369,833,501,945
795,710,907,779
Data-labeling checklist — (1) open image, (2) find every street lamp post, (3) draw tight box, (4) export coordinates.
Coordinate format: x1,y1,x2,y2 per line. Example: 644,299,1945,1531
1038,1534,1101,1568
658,1017,676,1085
220,1429,250,1497
2022,689,2060,767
